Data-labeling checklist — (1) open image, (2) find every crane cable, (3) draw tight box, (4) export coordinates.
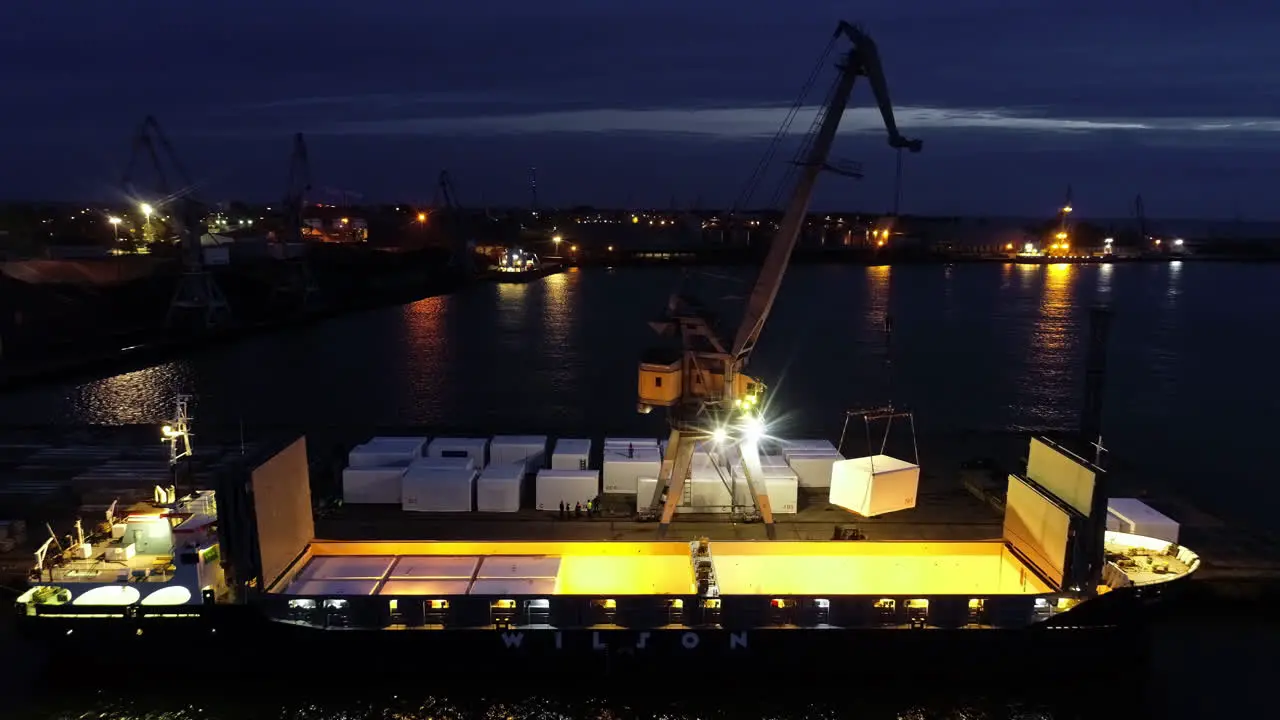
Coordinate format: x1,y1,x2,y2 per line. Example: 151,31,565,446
730,33,839,215
768,69,841,210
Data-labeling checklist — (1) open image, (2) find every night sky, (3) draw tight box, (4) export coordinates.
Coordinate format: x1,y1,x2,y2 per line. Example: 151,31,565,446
2,1,1275,217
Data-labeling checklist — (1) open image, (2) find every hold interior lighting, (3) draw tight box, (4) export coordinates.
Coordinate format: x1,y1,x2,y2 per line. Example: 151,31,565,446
710,427,729,444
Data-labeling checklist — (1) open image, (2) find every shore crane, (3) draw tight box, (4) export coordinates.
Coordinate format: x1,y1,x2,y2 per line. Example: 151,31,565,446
636,22,922,539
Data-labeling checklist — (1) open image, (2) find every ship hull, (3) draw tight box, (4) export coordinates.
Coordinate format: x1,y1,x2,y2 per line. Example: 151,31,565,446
16,602,1149,686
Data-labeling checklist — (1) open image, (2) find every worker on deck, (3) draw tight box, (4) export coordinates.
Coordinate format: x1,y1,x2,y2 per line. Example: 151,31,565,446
574,501,582,518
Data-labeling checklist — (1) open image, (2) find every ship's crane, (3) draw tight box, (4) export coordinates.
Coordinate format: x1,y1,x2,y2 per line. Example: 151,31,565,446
637,22,921,539
122,115,231,328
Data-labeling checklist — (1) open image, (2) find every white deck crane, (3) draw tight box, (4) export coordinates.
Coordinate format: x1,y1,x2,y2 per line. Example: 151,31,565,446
637,22,922,539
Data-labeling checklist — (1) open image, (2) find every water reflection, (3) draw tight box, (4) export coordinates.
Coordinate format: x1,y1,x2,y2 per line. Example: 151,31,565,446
540,272,575,353
402,295,450,380
1096,263,1113,300
865,265,891,330
1018,263,1076,428
1165,261,1182,311
71,363,189,424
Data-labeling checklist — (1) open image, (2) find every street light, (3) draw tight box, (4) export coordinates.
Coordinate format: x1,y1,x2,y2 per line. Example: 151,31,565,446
417,212,426,223
108,216,121,242
140,203,154,243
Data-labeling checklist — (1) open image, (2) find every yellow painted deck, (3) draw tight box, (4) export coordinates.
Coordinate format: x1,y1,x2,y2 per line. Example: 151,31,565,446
277,540,1052,597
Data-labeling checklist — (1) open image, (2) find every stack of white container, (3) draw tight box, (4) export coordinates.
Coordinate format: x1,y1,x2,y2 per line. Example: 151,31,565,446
477,462,524,513
734,450,800,514
401,438,489,513
490,436,547,473
602,438,662,494
550,438,591,470
780,439,845,489
635,440,796,514
829,454,919,517
427,437,489,467
343,437,427,504
537,438,598,510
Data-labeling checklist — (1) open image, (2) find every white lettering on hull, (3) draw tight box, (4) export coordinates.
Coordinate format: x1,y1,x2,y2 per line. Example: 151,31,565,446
497,631,749,650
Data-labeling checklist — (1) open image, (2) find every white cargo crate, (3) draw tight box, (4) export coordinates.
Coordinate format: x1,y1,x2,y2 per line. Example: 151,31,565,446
408,456,476,474
1107,498,1179,543
765,476,799,514
829,455,919,517
428,437,489,467
401,469,476,512
551,438,591,470
477,463,523,513
602,446,662,494
604,437,659,449
348,437,425,468
535,469,599,510
489,435,548,473
342,466,407,504
785,450,845,488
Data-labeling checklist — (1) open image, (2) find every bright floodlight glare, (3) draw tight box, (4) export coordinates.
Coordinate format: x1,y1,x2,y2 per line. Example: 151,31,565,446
711,427,728,444
740,414,766,442
140,203,153,217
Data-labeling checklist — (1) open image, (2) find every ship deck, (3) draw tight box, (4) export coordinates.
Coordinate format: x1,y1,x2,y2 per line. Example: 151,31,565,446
274,538,1053,597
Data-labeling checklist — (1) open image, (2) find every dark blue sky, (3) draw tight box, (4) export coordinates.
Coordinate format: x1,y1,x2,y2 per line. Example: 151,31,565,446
2,1,1276,217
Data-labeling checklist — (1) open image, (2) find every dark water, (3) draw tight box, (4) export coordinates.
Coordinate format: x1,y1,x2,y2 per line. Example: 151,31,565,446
4,262,1279,719
2,262,1276,526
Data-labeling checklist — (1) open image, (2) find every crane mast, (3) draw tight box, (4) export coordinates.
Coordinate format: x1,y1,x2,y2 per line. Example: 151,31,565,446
637,22,921,539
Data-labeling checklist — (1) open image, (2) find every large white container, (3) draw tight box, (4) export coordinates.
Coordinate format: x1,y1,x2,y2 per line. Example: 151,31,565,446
765,477,799,514
551,438,591,471
780,439,839,455
342,466,407,504
408,456,476,473
535,469,599,510
402,468,476,512
604,437,659,449
428,437,489,467
348,437,427,468
785,450,845,488
829,455,919,517
1107,498,1179,543
602,446,662,494
636,476,752,514
477,463,524,513
370,436,429,453
489,436,548,473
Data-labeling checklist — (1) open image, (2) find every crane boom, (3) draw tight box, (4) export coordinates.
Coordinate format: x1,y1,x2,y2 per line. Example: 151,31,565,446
637,22,919,540
730,22,921,362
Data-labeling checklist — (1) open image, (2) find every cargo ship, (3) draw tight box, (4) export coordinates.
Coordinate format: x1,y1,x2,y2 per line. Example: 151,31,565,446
8,25,1199,686
12,427,1200,684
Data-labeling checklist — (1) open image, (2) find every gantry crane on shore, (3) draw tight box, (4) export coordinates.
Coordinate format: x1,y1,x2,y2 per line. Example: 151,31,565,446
122,115,231,328
636,21,922,539
272,132,319,307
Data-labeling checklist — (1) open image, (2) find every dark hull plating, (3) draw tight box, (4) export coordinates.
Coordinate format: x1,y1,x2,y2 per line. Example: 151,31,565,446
17,595,1156,686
